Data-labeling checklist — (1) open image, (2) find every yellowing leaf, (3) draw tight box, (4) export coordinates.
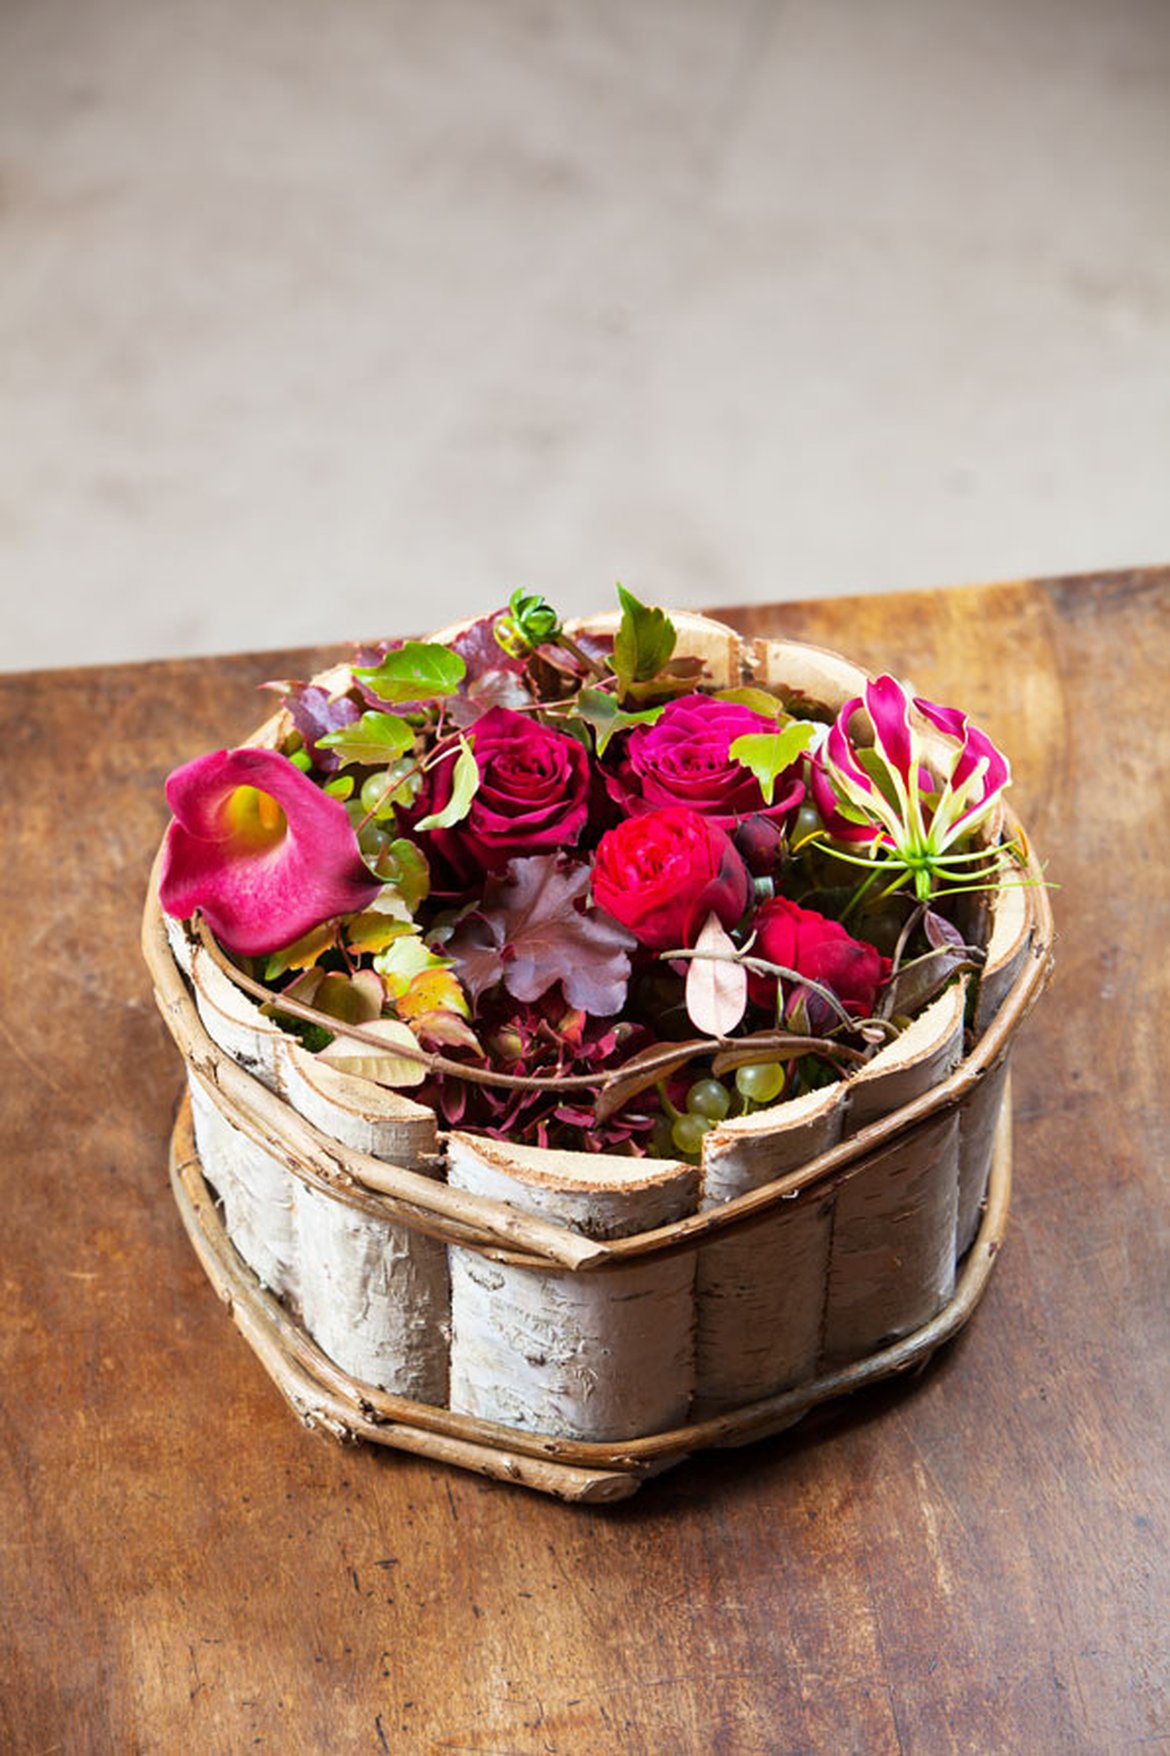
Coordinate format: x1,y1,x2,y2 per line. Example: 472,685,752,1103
374,932,447,999
345,911,415,955
395,965,470,1023
317,1019,427,1087
314,969,384,1024
264,922,336,978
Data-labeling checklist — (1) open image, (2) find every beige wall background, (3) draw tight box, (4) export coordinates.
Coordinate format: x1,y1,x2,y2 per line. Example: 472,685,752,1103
2,0,1168,671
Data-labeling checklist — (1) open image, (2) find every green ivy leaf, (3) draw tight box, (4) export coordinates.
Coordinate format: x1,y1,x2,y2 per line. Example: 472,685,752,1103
728,722,817,804
573,688,666,755
414,737,479,831
316,711,416,767
353,641,467,705
374,838,430,911
712,686,788,720
613,585,676,697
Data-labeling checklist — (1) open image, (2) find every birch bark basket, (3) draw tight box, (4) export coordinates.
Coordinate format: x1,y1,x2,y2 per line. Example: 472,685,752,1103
143,609,1055,1497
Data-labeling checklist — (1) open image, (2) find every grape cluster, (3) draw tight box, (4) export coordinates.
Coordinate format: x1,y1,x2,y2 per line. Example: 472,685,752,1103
652,1062,789,1161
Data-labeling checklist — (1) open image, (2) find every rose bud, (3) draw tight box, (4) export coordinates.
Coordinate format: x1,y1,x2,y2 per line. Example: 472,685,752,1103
591,806,750,952
747,895,888,1019
605,693,804,827
734,812,789,878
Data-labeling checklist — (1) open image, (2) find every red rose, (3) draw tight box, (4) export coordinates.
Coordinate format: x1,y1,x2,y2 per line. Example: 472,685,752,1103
417,707,591,888
748,896,887,1018
592,806,750,952
607,693,805,827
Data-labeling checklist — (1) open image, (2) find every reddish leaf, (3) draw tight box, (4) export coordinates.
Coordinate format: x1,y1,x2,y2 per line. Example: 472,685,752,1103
448,855,636,1016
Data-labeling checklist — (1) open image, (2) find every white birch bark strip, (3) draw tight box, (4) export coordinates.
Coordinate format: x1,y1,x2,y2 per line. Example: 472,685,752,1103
188,1073,300,1305
749,637,868,713
293,1182,449,1403
693,1084,845,1413
279,1043,449,1402
821,1109,961,1367
445,1136,700,1441
955,1057,1011,1257
973,883,1031,1037
190,943,286,1094
279,1043,437,1167
163,910,196,978
845,980,968,1131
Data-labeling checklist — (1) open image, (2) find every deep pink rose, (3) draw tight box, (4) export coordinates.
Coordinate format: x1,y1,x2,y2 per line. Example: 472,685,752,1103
418,706,591,888
747,896,887,1018
591,806,750,952
159,747,381,956
606,693,805,827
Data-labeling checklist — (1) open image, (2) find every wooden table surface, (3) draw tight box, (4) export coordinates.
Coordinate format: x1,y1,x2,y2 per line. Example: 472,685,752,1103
2,570,1167,1754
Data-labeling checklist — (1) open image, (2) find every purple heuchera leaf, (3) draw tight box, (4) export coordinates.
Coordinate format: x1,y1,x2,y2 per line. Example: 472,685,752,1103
285,683,361,773
448,854,637,1016
158,747,381,956
448,612,527,681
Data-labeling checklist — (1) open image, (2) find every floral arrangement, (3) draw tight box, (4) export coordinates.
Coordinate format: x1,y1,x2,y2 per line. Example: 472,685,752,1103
159,588,1018,1159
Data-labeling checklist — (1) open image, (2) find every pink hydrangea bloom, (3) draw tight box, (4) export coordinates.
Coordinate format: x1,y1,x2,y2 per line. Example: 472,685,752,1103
159,747,381,955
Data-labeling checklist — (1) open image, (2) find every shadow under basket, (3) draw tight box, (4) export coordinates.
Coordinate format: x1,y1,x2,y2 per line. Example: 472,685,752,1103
143,618,1054,1503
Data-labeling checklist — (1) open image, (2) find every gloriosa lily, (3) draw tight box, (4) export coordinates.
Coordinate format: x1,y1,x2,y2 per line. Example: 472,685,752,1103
812,675,1012,902
159,747,382,955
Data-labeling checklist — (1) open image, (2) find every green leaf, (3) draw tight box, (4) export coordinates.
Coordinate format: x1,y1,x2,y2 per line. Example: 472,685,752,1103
573,688,666,755
352,641,466,705
613,585,676,696
373,838,430,911
712,686,787,720
414,737,479,831
316,711,416,767
728,722,817,804
495,588,562,656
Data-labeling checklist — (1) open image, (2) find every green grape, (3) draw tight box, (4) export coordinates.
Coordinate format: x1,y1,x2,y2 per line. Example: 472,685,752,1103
686,1077,731,1122
670,1113,712,1157
735,1061,787,1104
648,1116,677,1158
360,770,392,815
357,822,390,858
791,801,823,852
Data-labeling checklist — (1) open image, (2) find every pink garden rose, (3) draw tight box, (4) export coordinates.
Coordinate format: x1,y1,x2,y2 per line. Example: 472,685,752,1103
747,896,887,1018
159,747,381,956
591,806,750,952
605,693,805,827
417,706,592,888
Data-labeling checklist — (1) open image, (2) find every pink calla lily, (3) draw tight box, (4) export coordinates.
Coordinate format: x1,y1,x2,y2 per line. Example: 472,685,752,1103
814,676,1011,899
159,747,382,955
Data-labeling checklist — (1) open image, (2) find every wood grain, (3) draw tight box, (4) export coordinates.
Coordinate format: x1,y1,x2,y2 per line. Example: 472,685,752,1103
1,574,1167,1753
